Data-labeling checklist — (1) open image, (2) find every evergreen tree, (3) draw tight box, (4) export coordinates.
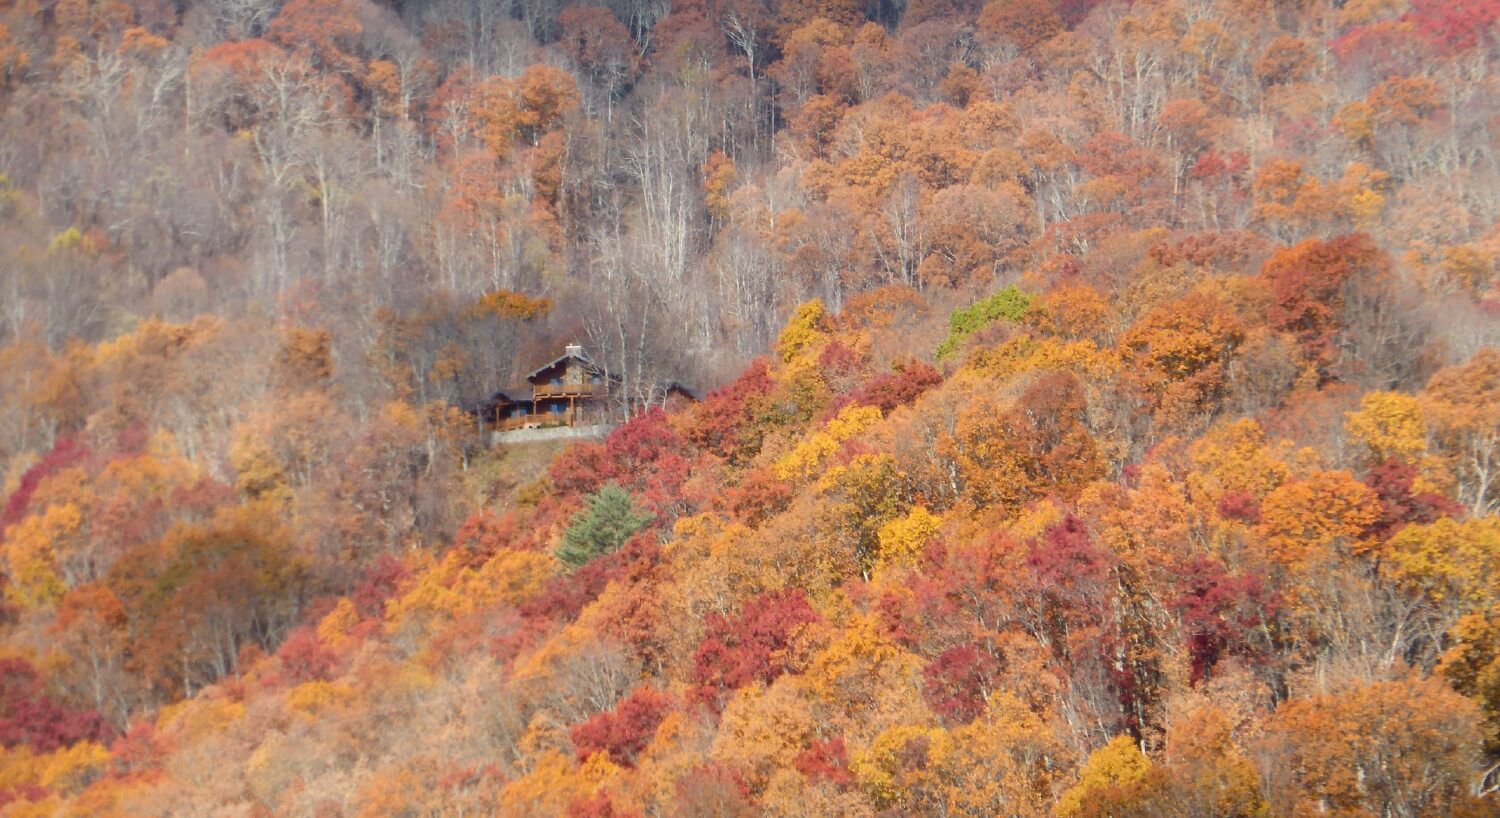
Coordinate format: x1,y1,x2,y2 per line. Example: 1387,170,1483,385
555,483,651,567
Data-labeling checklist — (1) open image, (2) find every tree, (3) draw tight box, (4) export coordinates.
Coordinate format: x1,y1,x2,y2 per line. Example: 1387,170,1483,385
1257,471,1381,568
1170,557,1277,684
557,484,652,568
1148,704,1267,818
712,678,821,792
850,724,954,810
1345,391,1428,466
571,686,672,766
558,6,639,113
774,404,883,482
1260,675,1486,818
813,452,911,575
1422,349,1500,515
874,506,940,570
515,64,582,142
49,583,137,727
1253,35,1313,85
921,644,999,726
1407,0,1500,52
976,0,1063,52
1,502,79,608
1118,291,1245,427
109,504,310,698
0,23,30,91
1362,461,1461,541
275,627,338,683
693,589,821,698
1054,736,1151,818
1259,233,1391,378
0,658,109,753
942,373,1104,512
849,359,942,415
266,0,363,74
934,286,1032,360
670,763,758,818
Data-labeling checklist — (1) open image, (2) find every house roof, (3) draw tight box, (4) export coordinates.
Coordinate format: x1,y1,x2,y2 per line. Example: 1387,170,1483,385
490,386,533,403
663,381,701,401
467,386,533,415
524,350,600,382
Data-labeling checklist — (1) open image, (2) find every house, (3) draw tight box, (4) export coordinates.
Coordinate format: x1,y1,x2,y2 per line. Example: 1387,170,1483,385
471,344,703,442
477,344,620,434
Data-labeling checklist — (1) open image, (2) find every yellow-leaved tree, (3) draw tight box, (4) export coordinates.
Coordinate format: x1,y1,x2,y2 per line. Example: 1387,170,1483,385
1345,390,1428,466
1054,735,1151,818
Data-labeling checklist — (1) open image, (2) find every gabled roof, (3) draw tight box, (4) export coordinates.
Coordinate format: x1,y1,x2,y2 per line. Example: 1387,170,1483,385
663,381,701,401
524,352,598,382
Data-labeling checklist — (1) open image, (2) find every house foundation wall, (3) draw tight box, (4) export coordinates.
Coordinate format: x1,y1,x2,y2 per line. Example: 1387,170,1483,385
491,424,613,446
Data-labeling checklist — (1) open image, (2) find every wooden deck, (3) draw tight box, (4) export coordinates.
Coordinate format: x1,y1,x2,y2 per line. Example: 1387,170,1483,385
531,383,603,398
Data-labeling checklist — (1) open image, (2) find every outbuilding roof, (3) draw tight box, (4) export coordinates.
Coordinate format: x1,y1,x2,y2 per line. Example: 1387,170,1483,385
663,381,701,400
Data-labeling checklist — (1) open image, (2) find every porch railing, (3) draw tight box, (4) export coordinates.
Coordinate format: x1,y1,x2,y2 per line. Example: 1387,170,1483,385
493,412,607,432
531,383,604,398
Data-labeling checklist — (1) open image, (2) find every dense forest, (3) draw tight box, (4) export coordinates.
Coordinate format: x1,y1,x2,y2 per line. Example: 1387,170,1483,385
0,0,1498,814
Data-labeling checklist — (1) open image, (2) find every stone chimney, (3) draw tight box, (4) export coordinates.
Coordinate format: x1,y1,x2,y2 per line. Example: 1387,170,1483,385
565,343,583,358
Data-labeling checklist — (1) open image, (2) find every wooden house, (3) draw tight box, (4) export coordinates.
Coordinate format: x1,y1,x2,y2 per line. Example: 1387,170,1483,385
478,344,620,433
472,344,703,438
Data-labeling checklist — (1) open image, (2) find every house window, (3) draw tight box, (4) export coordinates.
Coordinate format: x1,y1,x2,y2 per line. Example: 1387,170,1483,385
551,403,564,415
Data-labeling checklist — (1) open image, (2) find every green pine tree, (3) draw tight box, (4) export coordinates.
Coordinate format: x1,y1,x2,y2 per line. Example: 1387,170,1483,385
555,483,651,567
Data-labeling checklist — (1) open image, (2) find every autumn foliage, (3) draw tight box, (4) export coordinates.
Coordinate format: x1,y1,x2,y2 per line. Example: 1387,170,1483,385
0,0,1496,814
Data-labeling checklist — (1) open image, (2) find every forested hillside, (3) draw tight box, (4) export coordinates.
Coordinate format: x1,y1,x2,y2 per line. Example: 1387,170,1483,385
0,0,1498,814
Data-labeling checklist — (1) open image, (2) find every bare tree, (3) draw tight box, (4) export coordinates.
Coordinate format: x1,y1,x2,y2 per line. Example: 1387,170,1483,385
245,54,336,294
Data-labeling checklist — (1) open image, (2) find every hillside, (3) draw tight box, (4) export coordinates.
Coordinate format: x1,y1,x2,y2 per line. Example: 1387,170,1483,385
0,0,1498,815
